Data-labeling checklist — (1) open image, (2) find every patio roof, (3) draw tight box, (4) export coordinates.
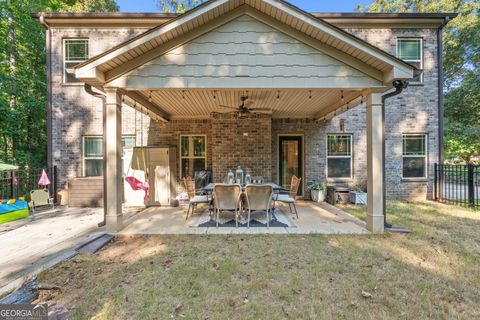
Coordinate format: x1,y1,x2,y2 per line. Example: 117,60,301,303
75,0,414,88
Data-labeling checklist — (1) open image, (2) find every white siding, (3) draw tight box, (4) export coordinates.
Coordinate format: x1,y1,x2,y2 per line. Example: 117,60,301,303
111,15,382,89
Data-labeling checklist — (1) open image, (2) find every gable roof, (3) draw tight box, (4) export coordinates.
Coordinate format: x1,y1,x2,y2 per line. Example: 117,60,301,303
75,0,415,86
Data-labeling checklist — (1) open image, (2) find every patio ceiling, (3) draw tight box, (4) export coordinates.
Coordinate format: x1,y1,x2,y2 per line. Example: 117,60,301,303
130,88,363,120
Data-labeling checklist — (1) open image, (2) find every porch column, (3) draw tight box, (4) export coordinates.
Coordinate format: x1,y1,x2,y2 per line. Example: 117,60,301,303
366,92,384,233
104,87,123,233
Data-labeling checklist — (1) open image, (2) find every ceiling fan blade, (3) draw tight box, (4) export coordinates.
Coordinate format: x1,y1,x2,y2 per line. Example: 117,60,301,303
244,100,254,108
216,105,238,110
249,108,272,112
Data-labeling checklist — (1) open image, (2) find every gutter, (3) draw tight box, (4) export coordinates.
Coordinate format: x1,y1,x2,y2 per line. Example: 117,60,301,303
437,16,451,165
382,80,411,233
39,15,52,171
84,84,107,228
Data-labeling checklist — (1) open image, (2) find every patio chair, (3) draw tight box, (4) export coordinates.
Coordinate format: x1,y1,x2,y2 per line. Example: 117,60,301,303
184,177,210,220
244,184,273,228
273,175,301,219
212,184,242,228
29,189,54,213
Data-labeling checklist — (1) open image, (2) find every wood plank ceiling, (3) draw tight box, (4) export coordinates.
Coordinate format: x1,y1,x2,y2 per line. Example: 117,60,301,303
136,89,361,119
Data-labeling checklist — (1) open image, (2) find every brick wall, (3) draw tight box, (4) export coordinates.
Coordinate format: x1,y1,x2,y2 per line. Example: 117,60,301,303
211,114,272,183
346,28,440,200
147,114,272,184
50,27,151,187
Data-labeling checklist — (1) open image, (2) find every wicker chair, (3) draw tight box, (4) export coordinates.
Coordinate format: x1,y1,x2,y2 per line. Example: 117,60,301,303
273,175,301,219
184,177,210,220
244,184,273,228
212,184,242,228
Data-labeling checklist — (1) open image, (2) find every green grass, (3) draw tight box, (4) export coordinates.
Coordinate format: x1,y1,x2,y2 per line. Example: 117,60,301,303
37,201,480,319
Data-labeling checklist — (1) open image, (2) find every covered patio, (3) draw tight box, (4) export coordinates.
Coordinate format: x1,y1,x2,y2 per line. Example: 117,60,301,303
75,0,414,234
120,201,368,235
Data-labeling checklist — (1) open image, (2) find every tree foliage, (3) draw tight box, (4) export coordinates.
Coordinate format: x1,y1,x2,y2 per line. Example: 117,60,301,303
358,0,480,162
155,0,206,13
0,0,118,169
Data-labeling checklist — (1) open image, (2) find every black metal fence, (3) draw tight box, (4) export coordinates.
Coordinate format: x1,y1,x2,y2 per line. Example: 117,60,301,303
0,166,57,202
434,164,479,209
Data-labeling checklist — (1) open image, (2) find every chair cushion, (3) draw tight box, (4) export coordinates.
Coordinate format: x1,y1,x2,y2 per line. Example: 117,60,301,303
190,195,210,203
273,194,295,203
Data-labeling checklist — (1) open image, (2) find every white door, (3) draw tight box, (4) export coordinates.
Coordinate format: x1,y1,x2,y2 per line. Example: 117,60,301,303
148,148,170,206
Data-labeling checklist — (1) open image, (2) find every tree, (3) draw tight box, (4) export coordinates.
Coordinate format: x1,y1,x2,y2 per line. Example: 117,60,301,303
155,0,206,13
0,0,118,168
357,0,480,163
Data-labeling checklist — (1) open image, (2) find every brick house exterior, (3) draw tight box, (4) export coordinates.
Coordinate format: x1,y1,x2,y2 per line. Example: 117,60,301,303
34,4,454,210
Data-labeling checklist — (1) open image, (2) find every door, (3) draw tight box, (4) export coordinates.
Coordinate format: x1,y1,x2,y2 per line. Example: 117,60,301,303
148,148,170,206
279,136,303,195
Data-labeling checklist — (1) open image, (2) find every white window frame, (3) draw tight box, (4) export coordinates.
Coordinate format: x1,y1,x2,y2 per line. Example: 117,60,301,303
179,135,207,179
82,135,136,177
63,38,89,84
396,38,423,83
402,134,428,179
326,134,353,180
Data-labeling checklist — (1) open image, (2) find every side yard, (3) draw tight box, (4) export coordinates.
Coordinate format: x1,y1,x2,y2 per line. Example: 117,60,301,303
36,201,480,319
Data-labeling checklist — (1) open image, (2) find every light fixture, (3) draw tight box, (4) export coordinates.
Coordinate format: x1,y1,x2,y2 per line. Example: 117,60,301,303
360,95,364,104
277,90,280,100
309,90,312,100
213,90,216,100
339,119,345,132
341,90,344,101
148,91,152,102
182,90,185,99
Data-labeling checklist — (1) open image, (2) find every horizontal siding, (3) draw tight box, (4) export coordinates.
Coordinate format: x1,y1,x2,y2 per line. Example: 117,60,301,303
68,178,104,207
118,15,381,89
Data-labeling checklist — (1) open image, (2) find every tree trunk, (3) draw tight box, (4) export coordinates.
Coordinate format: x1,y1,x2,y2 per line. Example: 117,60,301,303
7,0,18,160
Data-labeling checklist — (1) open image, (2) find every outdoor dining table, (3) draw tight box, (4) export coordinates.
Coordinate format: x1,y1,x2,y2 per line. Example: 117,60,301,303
202,182,284,193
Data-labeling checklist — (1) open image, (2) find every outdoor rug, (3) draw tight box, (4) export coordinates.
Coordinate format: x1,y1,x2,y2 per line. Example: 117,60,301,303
190,208,296,228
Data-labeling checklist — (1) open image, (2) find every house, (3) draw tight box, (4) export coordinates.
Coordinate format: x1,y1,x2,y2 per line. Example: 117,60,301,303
33,0,455,233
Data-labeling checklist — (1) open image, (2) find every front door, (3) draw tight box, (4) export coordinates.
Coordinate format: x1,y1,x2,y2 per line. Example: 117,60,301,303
279,135,303,196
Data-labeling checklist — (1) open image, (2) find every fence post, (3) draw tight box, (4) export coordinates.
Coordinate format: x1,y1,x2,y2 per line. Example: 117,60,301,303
434,163,438,201
467,163,475,208
53,166,58,204
11,171,16,199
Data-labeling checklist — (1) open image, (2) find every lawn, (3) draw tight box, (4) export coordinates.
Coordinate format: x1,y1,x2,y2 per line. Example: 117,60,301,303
36,201,480,319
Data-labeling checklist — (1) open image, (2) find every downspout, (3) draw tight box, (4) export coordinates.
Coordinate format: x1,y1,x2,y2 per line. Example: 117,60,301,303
84,84,107,227
382,80,408,229
39,15,52,171
437,16,451,165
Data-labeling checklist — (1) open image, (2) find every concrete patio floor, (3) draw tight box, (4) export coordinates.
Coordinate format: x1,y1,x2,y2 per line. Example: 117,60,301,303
0,206,140,294
119,201,369,235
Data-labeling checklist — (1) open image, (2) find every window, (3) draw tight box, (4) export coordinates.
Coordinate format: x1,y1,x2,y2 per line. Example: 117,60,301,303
402,134,428,179
180,135,207,178
327,134,352,179
397,38,423,82
83,135,136,177
64,39,88,83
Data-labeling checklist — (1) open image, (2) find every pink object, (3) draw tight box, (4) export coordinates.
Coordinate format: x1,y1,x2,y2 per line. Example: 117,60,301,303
125,176,150,200
38,169,51,186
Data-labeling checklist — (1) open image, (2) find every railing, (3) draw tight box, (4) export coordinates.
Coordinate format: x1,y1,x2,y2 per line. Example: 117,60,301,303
434,164,479,209
0,166,58,203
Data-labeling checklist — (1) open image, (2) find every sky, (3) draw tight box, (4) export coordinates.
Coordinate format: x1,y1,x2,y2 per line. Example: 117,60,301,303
116,0,373,13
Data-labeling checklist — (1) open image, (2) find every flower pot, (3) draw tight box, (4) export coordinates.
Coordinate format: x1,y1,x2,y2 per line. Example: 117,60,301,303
311,190,325,202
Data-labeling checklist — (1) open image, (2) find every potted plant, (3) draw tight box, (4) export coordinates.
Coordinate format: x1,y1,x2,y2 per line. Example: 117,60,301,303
309,182,326,202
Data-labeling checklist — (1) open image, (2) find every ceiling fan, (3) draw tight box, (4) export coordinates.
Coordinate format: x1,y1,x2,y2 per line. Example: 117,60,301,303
211,95,271,118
